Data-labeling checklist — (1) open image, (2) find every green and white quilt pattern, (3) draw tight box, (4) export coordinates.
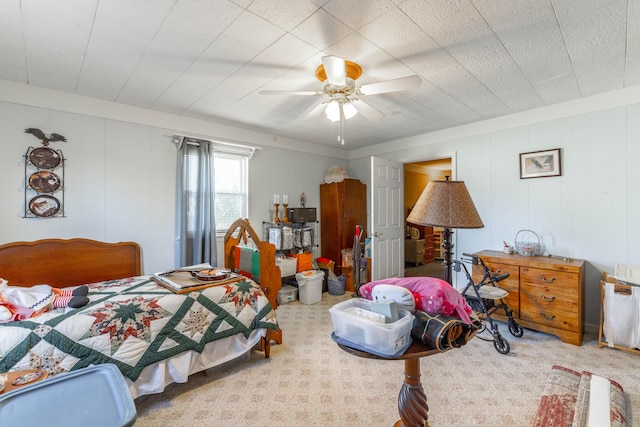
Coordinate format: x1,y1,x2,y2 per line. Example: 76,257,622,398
0,277,278,381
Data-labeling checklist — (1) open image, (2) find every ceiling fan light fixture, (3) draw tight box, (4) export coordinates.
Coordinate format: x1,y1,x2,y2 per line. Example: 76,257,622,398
325,100,357,122
343,102,357,119
325,101,341,122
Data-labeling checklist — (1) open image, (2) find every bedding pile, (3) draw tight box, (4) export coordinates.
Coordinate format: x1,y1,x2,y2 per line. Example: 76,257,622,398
359,277,478,351
361,277,473,323
0,276,278,382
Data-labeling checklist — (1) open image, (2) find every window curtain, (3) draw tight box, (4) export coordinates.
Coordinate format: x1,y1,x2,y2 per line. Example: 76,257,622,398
176,138,217,266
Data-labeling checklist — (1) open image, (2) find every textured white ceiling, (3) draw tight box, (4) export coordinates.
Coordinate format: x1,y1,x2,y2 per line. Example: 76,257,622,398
1,0,637,149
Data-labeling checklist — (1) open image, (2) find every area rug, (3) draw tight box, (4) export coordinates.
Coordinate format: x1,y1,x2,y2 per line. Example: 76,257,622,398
533,365,628,427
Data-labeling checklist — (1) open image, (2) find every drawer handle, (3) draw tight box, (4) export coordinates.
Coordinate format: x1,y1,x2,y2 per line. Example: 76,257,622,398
539,275,556,283
540,312,556,321
540,294,556,302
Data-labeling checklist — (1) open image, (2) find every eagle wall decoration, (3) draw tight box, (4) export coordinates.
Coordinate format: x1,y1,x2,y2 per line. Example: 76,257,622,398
24,128,67,146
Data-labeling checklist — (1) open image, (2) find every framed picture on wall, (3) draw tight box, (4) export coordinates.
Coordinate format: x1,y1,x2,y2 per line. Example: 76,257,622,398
519,148,561,179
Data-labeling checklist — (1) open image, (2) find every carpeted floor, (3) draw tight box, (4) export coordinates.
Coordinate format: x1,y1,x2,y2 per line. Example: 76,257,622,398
405,260,446,279
134,288,640,426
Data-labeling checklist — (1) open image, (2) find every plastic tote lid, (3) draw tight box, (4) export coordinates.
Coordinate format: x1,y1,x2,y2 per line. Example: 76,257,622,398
295,270,324,284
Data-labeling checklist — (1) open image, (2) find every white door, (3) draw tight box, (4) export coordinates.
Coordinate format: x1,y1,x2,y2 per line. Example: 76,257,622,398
370,156,404,280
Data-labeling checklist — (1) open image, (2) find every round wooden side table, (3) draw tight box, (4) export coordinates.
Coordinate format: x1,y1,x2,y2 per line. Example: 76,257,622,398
337,340,439,427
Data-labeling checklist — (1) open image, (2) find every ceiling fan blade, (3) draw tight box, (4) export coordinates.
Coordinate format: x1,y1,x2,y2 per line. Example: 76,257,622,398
259,90,321,96
303,99,328,121
322,56,346,86
359,75,422,96
352,100,385,121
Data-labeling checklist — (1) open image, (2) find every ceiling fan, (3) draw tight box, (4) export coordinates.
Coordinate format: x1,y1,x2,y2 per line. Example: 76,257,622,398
259,55,422,145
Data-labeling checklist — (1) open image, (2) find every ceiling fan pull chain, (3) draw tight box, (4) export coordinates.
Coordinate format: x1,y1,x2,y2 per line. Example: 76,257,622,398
338,103,345,145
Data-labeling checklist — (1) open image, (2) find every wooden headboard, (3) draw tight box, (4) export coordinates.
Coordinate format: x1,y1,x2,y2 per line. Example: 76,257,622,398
223,218,281,307
224,218,282,347
0,238,142,288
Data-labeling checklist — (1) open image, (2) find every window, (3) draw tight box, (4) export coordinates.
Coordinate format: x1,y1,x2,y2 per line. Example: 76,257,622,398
213,150,248,231
182,138,252,234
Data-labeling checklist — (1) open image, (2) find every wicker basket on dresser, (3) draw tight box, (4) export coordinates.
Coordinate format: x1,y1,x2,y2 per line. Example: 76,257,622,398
471,250,585,345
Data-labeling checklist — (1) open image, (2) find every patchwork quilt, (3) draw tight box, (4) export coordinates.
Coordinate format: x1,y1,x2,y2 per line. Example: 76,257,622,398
0,276,278,382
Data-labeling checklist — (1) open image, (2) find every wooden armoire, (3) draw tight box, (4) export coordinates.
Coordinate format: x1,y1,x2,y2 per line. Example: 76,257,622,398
320,179,367,280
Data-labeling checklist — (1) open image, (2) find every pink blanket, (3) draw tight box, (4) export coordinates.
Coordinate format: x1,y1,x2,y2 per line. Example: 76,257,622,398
360,277,473,324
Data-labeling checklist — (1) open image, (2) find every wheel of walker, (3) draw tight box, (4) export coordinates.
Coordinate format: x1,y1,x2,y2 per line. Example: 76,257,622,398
494,335,510,354
508,318,524,337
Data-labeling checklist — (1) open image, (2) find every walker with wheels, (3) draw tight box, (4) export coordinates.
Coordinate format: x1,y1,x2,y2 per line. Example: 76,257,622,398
453,253,523,354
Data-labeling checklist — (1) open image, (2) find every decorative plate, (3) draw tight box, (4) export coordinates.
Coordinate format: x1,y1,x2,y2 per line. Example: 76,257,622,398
28,195,61,217
192,268,231,281
28,147,61,169
12,370,45,386
29,170,61,193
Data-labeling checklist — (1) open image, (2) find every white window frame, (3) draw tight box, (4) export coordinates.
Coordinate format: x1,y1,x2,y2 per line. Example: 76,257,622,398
178,135,255,234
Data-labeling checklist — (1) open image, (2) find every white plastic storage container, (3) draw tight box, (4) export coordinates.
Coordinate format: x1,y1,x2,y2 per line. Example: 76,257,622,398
295,270,324,304
329,298,413,356
276,257,297,277
278,285,298,304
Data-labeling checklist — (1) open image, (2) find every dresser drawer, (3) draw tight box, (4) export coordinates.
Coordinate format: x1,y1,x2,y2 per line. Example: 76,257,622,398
520,267,580,331
520,267,579,288
423,235,434,246
424,247,435,262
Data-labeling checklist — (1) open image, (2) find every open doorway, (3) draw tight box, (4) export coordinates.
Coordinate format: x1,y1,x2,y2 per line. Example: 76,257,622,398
403,157,452,279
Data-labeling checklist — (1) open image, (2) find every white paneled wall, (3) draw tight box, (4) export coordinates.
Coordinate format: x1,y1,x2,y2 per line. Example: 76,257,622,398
0,98,346,275
354,103,640,331
0,102,177,274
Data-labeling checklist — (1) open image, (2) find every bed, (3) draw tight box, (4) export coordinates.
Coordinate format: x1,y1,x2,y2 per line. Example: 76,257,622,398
0,220,281,399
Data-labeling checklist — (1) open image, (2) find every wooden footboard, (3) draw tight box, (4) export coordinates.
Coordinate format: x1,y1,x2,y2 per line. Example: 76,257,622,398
224,218,283,352
0,238,141,288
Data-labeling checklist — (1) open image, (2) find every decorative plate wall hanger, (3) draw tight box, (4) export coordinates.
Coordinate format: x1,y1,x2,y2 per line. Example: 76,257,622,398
23,128,66,218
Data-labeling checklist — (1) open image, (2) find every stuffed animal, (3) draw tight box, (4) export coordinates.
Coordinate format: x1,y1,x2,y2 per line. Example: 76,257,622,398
370,284,416,312
0,278,89,323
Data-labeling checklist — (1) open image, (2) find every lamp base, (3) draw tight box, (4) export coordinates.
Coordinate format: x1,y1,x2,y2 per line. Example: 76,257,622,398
442,227,454,285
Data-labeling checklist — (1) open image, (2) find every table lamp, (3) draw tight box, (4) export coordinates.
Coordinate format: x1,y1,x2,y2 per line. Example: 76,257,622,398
406,178,484,284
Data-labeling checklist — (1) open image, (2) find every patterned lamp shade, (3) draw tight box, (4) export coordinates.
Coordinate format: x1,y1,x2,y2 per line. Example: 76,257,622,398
407,180,483,229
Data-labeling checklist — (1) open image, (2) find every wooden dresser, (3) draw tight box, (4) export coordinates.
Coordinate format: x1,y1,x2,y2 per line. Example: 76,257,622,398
471,250,585,345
